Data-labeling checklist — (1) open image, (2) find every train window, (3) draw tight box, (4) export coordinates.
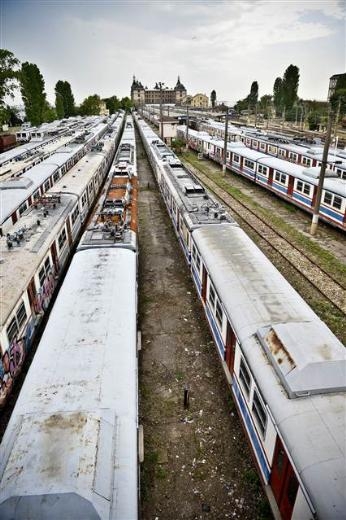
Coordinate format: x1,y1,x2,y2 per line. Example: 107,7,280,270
71,206,80,225
258,165,268,176
323,191,342,209
268,145,277,154
16,302,27,329
6,317,18,344
53,171,60,182
215,300,223,328
88,183,93,194
209,284,216,308
253,140,258,148
302,157,311,167
296,180,311,196
244,159,255,170
233,154,240,163
19,202,27,216
259,143,266,151
274,171,287,185
58,228,67,250
39,257,51,287
43,179,50,192
252,389,267,436
81,193,87,207
278,149,286,157
239,358,251,398
289,152,298,161
33,190,40,202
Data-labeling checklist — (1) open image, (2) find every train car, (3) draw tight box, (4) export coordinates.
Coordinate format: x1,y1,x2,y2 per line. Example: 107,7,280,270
0,134,17,153
0,117,112,235
0,112,125,407
176,126,346,231
0,112,139,520
135,114,346,520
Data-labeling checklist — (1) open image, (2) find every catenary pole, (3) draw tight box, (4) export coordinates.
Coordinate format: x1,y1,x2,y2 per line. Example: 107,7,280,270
310,106,334,236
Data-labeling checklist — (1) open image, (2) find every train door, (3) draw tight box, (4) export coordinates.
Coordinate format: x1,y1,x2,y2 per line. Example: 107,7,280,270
225,321,236,373
270,436,299,520
66,219,73,247
201,265,207,302
50,241,60,274
27,277,38,313
287,176,294,197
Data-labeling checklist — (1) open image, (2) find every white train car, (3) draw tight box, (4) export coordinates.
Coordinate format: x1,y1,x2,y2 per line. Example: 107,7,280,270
136,114,346,520
0,117,111,235
0,112,139,519
0,246,138,520
0,112,125,407
178,126,346,231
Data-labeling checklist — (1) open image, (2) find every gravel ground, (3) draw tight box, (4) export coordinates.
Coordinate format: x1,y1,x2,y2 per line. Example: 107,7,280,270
137,136,272,520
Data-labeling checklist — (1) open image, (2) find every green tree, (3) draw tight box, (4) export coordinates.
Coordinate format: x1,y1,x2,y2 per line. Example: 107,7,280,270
307,111,321,130
281,65,300,111
55,80,75,118
43,101,57,122
273,77,283,115
104,95,120,114
248,81,258,110
120,96,133,111
20,62,47,125
0,49,20,106
329,74,346,118
79,94,101,115
210,90,216,109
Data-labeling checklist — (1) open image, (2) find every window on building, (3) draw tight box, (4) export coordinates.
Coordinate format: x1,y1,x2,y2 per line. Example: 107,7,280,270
252,389,267,436
239,357,251,398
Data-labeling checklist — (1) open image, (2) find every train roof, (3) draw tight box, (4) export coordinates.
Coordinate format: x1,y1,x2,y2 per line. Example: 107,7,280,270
0,193,76,327
192,224,346,518
0,247,138,520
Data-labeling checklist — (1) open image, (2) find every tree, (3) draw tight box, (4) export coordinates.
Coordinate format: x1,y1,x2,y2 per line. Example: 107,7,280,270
55,80,75,118
0,49,20,106
120,96,133,111
210,90,216,109
248,81,258,110
281,65,299,111
20,62,47,126
329,74,346,118
104,95,120,114
79,94,101,115
43,101,57,122
273,77,283,115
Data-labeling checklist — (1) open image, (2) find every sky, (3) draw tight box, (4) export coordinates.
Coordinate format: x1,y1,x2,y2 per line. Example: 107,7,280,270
1,0,345,106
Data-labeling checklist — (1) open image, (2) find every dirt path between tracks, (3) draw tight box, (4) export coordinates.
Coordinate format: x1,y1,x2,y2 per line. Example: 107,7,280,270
137,134,272,520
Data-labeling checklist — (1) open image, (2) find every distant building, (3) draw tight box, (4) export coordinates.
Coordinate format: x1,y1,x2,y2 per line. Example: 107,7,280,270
131,76,187,106
328,73,346,100
99,100,109,116
190,93,209,108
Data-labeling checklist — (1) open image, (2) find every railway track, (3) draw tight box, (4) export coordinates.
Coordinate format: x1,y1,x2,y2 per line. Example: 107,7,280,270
183,160,346,317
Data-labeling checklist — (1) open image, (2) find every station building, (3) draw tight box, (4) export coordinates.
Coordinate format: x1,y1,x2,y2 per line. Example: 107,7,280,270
131,76,187,106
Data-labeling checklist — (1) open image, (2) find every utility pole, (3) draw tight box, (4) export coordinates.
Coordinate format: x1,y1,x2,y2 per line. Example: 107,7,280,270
185,104,189,150
222,107,229,175
159,82,164,141
254,103,258,128
310,106,334,236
